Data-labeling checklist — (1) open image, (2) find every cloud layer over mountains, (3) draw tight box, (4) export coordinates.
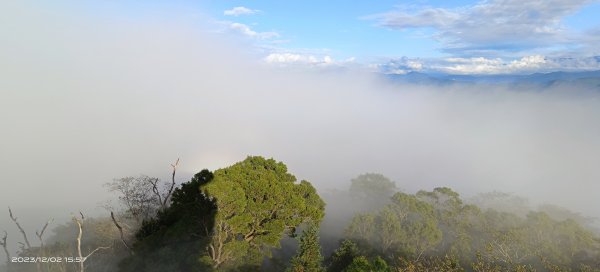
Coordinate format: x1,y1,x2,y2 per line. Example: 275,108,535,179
1,1,600,238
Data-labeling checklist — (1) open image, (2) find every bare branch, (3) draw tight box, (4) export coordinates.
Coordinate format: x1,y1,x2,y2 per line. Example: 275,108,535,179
1,230,9,264
163,158,180,208
73,213,84,272
110,211,133,255
147,177,164,209
83,246,111,260
35,218,54,248
73,213,111,272
8,207,31,249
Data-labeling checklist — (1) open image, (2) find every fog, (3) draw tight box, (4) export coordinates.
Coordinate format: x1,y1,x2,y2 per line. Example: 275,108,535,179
1,0,600,252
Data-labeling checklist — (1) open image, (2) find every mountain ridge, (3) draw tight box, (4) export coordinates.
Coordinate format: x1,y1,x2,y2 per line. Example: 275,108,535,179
385,70,600,89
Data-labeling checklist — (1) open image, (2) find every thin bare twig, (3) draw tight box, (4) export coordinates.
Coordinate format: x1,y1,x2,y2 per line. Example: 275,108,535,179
83,246,111,260
110,211,133,255
8,207,31,249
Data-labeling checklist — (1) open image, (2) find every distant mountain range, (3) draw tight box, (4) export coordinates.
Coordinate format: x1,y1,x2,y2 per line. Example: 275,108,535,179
385,70,600,89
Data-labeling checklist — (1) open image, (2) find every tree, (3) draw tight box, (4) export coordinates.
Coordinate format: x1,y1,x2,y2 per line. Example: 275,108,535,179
349,173,397,209
119,169,217,272
416,188,482,263
289,224,324,272
469,192,530,217
345,256,390,272
104,158,181,224
104,175,163,223
327,240,359,272
346,192,442,260
201,156,325,269
72,213,111,272
345,256,371,272
345,213,375,244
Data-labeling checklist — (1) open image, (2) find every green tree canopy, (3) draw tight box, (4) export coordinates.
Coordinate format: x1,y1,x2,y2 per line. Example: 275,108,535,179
346,192,442,260
200,156,325,269
288,224,325,272
349,173,397,201
119,170,217,272
327,240,360,272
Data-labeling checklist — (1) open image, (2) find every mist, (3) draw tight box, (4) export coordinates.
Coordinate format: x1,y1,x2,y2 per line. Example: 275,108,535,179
1,0,600,253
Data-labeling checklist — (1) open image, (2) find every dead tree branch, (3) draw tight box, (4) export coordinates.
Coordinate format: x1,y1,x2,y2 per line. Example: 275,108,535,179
1,230,9,263
164,158,179,207
147,177,164,208
8,207,31,249
73,213,111,272
73,213,84,272
35,219,53,248
110,211,133,255
148,158,179,210
83,246,111,260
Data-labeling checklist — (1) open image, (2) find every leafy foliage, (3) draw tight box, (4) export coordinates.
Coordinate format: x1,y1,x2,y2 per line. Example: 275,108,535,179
6,168,600,272
119,170,216,272
346,191,442,259
200,156,325,269
327,240,360,272
349,173,397,201
342,184,600,271
288,224,325,272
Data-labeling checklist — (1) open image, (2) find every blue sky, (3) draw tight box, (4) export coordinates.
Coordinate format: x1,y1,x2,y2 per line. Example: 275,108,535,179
35,0,600,74
195,0,600,74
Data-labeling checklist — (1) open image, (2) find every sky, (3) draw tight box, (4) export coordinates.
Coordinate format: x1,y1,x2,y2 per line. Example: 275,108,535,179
1,0,600,254
194,0,600,74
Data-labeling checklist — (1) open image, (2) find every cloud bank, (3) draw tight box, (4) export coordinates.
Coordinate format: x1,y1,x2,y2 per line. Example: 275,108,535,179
377,55,600,75
370,0,598,57
1,1,600,243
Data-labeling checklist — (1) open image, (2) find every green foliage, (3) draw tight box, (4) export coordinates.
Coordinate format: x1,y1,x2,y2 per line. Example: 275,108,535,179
200,156,325,269
538,204,595,227
469,191,531,217
344,186,600,271
345,256,390,272
416,188,482,263
397,255,464,272
327,240,360,272
349,173,397,209
346,191,442,259
349,173,397,198
119,170,217,272
9,162,600,272
288,224,325,272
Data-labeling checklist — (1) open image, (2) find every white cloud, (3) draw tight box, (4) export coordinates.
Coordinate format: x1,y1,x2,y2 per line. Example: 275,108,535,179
376,57,424,74
439,55,549,74
406,60,424,71
224,6,259,16
377,55,600,75
508,55,548,70
371,0,596,56
229,22,279,39
264,53,354,67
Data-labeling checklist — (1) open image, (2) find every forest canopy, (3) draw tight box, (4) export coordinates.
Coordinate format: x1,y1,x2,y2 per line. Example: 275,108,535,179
1,156,599,272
